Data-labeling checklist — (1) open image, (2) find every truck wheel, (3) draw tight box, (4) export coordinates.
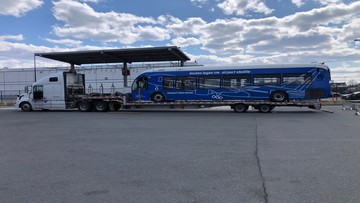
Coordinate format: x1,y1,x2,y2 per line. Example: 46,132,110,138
270,91,288,102
151,92,165,102
94,101,109,112
258,104,273,113
109,101,122,111
20,102,33,111
78,101,92,112
233,104,249,113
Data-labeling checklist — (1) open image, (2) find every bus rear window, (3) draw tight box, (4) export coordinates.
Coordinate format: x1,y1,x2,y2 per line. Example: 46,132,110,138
254,74,280,85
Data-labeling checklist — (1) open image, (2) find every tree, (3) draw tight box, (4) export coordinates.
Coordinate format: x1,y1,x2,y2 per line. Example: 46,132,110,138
347,79,358,86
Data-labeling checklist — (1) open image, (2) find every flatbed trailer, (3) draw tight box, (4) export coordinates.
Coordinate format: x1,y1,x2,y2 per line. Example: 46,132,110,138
78,94,322,113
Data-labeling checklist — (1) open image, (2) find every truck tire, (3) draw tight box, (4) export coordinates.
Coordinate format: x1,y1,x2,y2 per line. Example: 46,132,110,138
78,101,92,112
258,104,273,113
109,101,122,111
233,103,249,113
20,102,33,111
94,101,109,112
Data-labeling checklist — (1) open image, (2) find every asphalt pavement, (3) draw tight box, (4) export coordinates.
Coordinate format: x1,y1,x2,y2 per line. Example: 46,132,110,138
0,106,359,203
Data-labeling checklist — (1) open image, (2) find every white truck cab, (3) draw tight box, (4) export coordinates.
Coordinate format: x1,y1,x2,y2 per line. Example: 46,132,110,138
15,72,85,111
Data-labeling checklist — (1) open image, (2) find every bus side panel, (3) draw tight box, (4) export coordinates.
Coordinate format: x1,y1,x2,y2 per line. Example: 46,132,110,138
132,66,331,101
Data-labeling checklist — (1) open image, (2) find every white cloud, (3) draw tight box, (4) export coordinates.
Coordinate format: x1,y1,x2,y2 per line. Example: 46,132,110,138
165,1,360,75
291,0,345,8
0,35,24,41
45,38,83,47
0,0,43,17
217,0,274,16
292,0,304,7
317,0,343,5
52,0,170,44
191,0,208,8
77,0,103,3
170,37,201,47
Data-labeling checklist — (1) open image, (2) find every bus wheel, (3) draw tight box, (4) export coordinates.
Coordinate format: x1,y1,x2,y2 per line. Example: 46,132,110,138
20,102,33,111
151,92,165,102
270,91,288,102
258,104,273,113
94,101,109,112
233,104,249,113
78,101,92,112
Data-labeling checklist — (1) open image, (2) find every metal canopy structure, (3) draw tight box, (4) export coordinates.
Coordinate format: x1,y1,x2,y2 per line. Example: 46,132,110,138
34,46,191,86
34,46,190,65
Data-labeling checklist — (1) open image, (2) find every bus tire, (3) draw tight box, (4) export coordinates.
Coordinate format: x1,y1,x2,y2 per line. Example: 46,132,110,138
78,101,92,112
20,102,33,111
258,104,273,113
94,101,109,112
270,91,288,102
151,92,165,102
233,103,249,113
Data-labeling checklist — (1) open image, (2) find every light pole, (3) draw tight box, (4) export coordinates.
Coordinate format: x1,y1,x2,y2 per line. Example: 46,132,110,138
2,67,6,102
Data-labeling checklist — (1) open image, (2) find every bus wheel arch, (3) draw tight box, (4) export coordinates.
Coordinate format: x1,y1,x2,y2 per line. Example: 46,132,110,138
20,102,33,111
258,104,274,113
270,90,288,102
232,103,249,113
151,92,166,102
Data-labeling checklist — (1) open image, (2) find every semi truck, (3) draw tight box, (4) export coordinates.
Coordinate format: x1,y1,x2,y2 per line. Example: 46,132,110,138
14,63,330,113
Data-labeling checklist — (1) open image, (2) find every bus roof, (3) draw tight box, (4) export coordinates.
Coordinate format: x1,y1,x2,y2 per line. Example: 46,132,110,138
142,63,329,73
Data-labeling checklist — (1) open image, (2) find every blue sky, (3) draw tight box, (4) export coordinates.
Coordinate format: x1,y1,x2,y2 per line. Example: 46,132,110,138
0,0,360,83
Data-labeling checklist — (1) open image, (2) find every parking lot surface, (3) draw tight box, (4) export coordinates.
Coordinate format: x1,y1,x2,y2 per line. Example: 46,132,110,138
0,106,360,202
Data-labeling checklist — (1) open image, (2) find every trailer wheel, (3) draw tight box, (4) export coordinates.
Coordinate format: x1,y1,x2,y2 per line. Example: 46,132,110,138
78,101,92,112
258,104,273,113
20,102,33,111
109,101,122,111
270,91,288,102
151,92,165,102
94,101,109,112
233,104,249,113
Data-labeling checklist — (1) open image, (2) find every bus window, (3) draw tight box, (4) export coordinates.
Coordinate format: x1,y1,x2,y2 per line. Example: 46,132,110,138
254,74,280,86
163,77,174,90
283,74,312,85
176,77,196,90
223,75,250,88
199,76,221,89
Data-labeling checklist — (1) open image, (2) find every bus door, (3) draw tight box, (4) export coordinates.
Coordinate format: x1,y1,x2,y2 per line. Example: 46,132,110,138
131,76,149,101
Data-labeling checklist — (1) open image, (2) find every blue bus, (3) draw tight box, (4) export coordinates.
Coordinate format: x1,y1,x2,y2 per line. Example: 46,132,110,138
130,64,331,102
